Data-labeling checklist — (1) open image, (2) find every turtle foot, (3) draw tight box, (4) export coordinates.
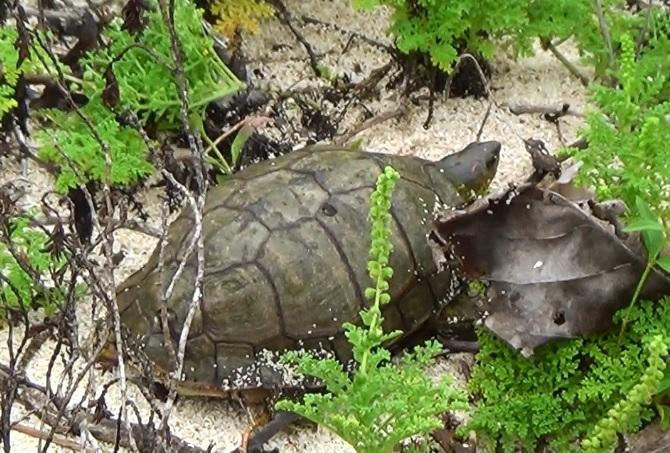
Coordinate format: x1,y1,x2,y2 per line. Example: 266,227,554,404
237,410,301,453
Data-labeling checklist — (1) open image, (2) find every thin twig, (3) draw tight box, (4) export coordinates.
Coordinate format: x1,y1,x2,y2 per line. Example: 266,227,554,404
156,170,206,442
334,107,406,145
152,7,210,446
476,102,493,141
545,40,590,87
507,102,584,118
12,423,105,453
267,0,322,77
593,0,615,71
300,14,395,53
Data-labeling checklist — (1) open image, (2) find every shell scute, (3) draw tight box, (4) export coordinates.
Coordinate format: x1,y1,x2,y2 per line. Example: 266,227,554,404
389,179,444,277
202,264,282,344
244,172,329,229
257,220,361,339
395,282,436,332
203,208,270,268
183,335,217,383
289,151,382,193
317,187,417,308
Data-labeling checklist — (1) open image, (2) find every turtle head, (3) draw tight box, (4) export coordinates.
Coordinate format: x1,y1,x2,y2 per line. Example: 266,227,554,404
438,141,501,198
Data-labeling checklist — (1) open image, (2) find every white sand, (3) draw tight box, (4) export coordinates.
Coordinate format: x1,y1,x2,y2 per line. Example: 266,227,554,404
1,0,590,451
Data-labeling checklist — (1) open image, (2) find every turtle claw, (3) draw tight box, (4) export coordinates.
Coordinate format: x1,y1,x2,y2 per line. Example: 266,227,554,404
244,410,301,453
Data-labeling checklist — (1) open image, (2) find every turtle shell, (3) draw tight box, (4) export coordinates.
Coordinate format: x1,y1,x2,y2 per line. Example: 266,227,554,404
115,143,500,394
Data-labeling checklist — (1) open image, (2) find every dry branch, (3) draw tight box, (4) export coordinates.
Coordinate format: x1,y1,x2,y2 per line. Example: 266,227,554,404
506,102,584,118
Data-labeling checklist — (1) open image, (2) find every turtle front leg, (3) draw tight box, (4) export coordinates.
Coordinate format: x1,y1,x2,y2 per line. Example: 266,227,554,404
231,410,302,453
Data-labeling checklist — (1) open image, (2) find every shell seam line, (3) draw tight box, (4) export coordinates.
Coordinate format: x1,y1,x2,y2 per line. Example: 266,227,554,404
314,217,366,310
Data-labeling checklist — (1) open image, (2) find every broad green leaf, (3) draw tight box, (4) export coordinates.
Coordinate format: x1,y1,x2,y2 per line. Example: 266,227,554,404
658,404,670,430
657,256,670,274
634,198,666,258
623,218,664,233
230,124,253,167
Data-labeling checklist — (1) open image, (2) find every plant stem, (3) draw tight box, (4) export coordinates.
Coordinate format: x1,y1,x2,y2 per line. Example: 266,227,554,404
545,40,590,87
593,0,615,72
199,124,233,174
359,268,385,377
619,260,655,340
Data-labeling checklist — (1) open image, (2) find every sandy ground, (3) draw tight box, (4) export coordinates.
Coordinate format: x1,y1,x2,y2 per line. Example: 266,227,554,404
1,0,590,451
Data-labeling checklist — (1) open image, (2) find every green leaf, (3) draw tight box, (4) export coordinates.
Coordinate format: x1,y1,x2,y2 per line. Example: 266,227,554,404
659,404,670,430
624,218,664,233
642,227,666,260
230,124,253,167
634,198,666,258
658,256,670,274
656,366,670,396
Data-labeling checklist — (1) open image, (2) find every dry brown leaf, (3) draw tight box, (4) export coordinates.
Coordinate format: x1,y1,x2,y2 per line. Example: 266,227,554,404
431,183,670,355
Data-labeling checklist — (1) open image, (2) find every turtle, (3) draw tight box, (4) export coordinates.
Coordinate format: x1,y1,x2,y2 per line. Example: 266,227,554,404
111,140,500,449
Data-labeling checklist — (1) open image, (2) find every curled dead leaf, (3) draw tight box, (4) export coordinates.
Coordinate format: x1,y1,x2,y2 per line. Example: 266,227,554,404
431,183,670,356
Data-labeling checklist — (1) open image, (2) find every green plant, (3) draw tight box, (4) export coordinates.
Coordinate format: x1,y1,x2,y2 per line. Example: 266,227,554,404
0,26,23,115
565,31,670,227
463,294,670,453
209,0,274,39
0,26,58,116
0,213,70,318
37,98,156,192
582,335,668,453
34,0,244,191
352,0,624,74
618,198,670,336
352,0,529,72
276,166,468,453
80,0,242,130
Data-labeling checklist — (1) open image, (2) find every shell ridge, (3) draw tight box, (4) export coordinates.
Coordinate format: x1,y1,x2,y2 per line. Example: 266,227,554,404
386,207,421,330
253,259,296,342
314,217,366,310
332,184,376,195
368,153,440,195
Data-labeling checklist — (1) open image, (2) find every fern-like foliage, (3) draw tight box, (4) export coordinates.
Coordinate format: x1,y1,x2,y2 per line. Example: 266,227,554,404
80,0,243,130
353,0,620,73
209,0,274,39
37,99,155,192
34,0,243,191
0,212,71,319
0,26,59,116
582,335,668,453
277,167,468,453
464,297,670,453
566,25,670,226
0,27,21,115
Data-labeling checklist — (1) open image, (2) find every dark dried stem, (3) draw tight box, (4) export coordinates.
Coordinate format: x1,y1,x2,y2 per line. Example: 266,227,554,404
593,0,615,72
267,0,322,77
507,102,584,118
12,423,105,453
300,14,395,53
476,102,493,141
545,40,590,87
1,369,210,453
334,107,405,145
